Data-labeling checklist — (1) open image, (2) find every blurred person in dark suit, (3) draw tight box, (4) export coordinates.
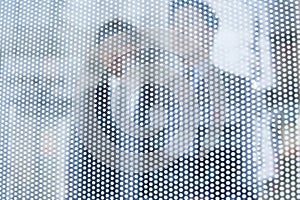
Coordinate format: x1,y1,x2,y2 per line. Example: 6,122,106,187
67,19,204,199
164,0,275,198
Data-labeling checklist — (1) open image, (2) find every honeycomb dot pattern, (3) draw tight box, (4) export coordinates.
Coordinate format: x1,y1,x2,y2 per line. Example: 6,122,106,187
0,0,299,199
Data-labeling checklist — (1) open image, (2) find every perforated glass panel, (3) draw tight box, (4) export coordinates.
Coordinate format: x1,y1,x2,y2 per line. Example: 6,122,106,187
0,0,299,199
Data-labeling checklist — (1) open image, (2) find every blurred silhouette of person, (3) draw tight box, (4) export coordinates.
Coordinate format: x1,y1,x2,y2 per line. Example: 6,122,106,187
66,19,142,199
165,0,274,198
68,19,205,199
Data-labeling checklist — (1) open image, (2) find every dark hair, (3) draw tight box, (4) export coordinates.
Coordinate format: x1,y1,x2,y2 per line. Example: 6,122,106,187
97,19,138,44
169,0,219,29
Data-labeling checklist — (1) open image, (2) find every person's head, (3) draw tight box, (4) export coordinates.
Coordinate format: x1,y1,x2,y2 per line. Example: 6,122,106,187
96,19,142,76
169,0,219,64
